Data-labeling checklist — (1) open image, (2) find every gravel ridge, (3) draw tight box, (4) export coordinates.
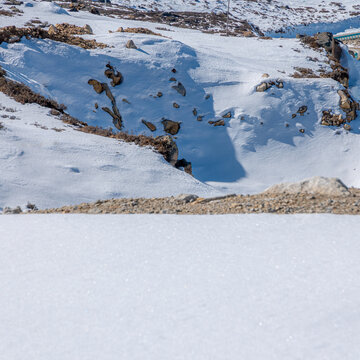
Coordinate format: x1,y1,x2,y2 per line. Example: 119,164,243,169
32,189,360,215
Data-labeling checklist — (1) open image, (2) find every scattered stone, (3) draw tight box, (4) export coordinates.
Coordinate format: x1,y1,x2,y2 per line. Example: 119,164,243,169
102,107,122,130
197,115,203,121
175,158,192,175
222,111,231,118
26,202,38,211
299,128,305,133
88,79,105,94
173,102,180,108
169,77,176,82
157,91,163,98
297,106,307,115
256,82,270,92
192,108,197,116
3,206,22,214
205,94,211,100
171,68,177,73
321,110,344,126
343,123,351,131
263,176,350,197
90,7,100,15
292,114,296,119
142,119,156,132
104,63,123,87
275,80,284,88
125,39,137,49
122,98,130,104
117,27,124,32
262,73,270,78
162,119,181,135
209,119,225,126
172,82,186,96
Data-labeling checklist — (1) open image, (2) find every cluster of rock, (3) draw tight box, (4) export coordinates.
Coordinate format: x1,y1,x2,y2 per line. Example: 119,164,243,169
299,32,349,88
27,177,360,215
256,79,284,92
48,23,93,36
88,63,123,130
321,90,358,128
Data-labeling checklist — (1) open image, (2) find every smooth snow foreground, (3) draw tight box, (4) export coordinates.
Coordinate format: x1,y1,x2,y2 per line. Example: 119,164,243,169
1,214,359,360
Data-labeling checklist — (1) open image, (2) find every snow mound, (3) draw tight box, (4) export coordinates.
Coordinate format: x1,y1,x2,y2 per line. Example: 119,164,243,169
36,1,69,16
264,176,350,196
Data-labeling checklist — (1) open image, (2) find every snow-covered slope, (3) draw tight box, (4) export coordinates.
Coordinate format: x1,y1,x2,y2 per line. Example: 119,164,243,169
0,93,218,209
1,214,360,359
1,0,360,206
107,0,360,33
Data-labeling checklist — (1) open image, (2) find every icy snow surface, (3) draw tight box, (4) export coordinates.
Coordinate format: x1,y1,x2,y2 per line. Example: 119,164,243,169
0,214,360,360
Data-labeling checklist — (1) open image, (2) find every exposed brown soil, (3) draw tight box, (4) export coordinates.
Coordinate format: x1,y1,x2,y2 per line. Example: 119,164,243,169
33,189,360,215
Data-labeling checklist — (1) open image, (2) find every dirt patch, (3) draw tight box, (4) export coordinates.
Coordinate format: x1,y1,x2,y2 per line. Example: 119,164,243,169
32,189,360,214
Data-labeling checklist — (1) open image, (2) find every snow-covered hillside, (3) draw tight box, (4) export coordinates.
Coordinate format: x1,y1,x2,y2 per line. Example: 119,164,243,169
108,0,360,33
1,214,360,359
0,92,218,209
0,0,360,207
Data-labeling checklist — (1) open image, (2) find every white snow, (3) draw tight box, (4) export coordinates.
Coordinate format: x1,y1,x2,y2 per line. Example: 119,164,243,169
0,214,360,360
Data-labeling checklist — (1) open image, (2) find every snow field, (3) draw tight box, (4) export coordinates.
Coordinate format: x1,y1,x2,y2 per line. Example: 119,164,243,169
0,214,359,360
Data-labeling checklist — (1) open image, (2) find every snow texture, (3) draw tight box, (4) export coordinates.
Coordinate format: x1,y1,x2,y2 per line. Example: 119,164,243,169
0,214,360,360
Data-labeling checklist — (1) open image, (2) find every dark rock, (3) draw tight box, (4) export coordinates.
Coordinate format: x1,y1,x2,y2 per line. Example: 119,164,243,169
209,119,225,126
142,119,156,132
162,119,181,135
297,106,308,115
88,79,105,94
104,63,123,87
172,82,186,96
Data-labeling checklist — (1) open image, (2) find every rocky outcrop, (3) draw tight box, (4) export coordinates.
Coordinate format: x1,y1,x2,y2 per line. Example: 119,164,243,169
263,176,350,197
141,119,156,132
321,110,344,127
175,158,192,175
297,106,307,116
208,119,225,126
88,79,105,94
256,79,284,92
162,119,181,135
104,63,123,87
125,40,137,49
337,90,358,122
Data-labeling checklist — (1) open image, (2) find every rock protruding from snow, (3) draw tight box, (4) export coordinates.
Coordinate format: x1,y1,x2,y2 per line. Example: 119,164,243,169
126,40,137,49
263,177,350,196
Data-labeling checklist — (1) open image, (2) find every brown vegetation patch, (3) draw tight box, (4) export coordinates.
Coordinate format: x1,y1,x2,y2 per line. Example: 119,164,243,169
0,67,67,112
0,25,107,49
